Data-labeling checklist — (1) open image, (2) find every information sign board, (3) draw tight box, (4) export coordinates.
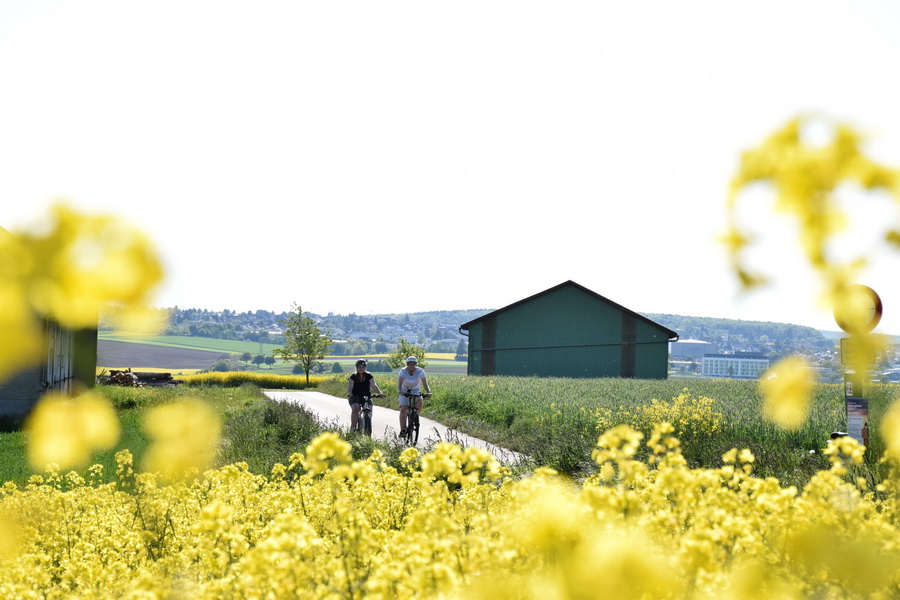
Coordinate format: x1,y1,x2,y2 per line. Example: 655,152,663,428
846,397,870,447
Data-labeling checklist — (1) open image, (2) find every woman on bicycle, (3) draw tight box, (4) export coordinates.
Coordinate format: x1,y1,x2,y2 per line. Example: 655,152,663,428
347,360,384,431
397,356,430,436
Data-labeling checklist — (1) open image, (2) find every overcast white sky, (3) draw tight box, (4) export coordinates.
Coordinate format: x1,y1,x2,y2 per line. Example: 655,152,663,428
2,1,900,334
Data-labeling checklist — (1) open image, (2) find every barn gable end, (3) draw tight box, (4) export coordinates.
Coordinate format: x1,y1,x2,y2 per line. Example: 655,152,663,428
459,281,678,379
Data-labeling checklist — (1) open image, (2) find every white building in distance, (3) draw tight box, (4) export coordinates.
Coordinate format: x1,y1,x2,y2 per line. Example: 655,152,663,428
670,339,714,358
701,352,769,379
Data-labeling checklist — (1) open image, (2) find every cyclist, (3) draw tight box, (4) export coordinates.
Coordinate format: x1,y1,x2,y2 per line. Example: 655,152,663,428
347,359,384,431
397,356,431,437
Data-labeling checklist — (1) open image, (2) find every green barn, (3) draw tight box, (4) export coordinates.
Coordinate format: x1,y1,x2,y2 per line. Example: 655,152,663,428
458,281,678,379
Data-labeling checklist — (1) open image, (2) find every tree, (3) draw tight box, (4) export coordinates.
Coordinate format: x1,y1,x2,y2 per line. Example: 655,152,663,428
455,339,467,361
273,303,333,385
386,338,428,369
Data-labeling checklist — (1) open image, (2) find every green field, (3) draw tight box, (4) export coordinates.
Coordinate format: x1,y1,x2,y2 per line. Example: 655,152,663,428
320,374,900,484
99,333,468,374
99,333,282,356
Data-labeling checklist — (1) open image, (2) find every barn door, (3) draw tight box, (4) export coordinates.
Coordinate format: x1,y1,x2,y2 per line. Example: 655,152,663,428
621,313,636,378
481,316,496,376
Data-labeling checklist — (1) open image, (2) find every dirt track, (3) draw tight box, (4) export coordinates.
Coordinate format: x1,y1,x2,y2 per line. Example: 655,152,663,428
98,340,228,369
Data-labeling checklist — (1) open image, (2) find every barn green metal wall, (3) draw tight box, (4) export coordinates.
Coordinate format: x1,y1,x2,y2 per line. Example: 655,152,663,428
466,284,671,379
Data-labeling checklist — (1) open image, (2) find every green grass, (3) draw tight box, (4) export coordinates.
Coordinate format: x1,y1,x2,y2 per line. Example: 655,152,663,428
0,383,419,486
319,375,900,485
5,376,897,488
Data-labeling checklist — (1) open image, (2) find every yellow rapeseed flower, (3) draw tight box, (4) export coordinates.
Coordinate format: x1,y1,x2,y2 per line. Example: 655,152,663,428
880,401,900,460
725,116,900,335
303,432,352,476
760,356,814,430
0,286,42,383
0,229,42,382
0,513,20,559
18,202,164,330
24,391,120,471
141,398,222,479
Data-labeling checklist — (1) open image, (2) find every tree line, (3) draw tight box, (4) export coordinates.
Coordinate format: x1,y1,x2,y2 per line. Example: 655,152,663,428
99,306,840,359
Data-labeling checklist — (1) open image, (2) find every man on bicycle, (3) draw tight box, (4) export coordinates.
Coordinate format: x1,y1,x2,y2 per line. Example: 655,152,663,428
397,356,430,437
347,359,384,431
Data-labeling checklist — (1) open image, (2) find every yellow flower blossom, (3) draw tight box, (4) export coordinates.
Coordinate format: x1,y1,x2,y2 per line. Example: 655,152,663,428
725,116,900,339
880,401,900,459
19,203,164,330
24,390,120,471
760,356,814,430
141,398,222,479
0,229,43,382
303,432,351,476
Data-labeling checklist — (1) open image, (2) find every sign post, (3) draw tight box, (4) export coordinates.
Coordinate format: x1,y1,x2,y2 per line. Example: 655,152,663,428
834,284,883,448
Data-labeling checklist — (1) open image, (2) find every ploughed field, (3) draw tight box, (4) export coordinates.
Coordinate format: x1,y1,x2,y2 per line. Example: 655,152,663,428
97,340,227,369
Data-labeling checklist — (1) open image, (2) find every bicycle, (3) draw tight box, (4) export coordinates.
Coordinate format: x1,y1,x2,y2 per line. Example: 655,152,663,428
400,390,431,445
352,394,383,437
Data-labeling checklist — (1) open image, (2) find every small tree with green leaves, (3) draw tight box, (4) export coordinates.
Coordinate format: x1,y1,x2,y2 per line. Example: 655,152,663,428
273,303,333,385
386,338,428,369
455,338,467,361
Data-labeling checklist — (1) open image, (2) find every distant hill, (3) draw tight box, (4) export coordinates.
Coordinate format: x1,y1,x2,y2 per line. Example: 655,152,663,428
644,313,835,354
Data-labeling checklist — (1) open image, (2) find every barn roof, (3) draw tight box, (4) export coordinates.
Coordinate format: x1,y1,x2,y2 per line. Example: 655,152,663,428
458,280,679,341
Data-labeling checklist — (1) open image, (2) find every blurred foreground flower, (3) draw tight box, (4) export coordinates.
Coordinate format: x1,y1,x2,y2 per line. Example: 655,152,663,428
24,391,120,471
880,401,900,460
760,356,815,430
0,230,44,381
725,117,900,286
20,203,164,330
2,202,165,383
724,116,900,340
142,399,222,479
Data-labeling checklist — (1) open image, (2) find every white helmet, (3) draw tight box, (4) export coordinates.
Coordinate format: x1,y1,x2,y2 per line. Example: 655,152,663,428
406,356,418,364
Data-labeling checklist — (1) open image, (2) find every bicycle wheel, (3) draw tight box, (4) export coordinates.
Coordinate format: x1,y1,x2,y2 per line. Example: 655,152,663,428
362,412,372,437
409,411,420,445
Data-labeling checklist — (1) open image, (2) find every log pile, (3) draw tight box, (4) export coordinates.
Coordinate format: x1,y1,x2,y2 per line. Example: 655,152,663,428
134,371,185,387
100,369,185,387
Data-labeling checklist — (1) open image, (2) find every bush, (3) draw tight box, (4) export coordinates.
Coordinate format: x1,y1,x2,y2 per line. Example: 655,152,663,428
221,396,325,473
183,371,330,389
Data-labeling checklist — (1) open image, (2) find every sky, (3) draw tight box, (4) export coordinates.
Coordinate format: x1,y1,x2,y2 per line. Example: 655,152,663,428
2,1,900,335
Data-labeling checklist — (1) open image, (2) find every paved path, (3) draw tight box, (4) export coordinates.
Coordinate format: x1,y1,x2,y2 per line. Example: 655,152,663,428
263,390,524,465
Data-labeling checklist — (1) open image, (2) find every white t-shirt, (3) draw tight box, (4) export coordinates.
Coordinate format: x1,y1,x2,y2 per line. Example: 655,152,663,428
398,366,427,395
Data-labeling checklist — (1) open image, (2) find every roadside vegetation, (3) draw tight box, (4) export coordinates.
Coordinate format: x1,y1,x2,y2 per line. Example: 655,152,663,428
317,374,900,486
6,375,895,488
